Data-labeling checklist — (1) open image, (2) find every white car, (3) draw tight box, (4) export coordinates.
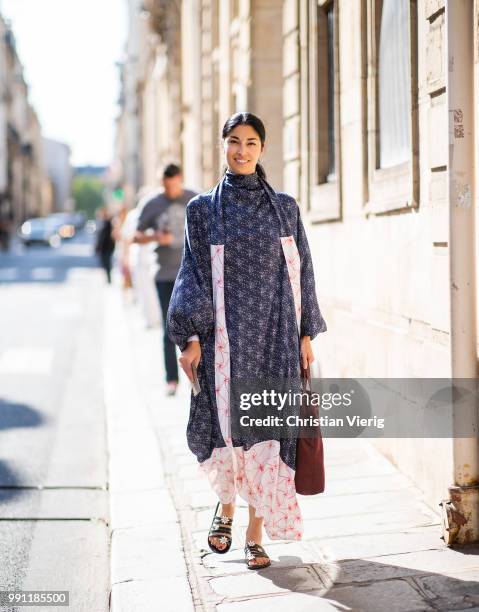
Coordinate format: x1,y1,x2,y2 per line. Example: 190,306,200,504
18,217,62,248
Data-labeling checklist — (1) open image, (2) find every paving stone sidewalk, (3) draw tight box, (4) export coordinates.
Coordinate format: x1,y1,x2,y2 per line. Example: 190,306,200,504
107,289,479,612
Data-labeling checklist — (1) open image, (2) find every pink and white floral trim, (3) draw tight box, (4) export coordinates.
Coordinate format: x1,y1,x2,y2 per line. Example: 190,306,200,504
201,242,303,541
280,235,301,334
199,441,303,540
210,245,232,446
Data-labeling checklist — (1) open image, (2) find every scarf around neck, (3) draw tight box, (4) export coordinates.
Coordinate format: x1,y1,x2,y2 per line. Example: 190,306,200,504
208,169,293,244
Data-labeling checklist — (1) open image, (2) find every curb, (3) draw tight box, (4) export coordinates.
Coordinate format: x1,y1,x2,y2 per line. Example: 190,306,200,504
104,287,196,611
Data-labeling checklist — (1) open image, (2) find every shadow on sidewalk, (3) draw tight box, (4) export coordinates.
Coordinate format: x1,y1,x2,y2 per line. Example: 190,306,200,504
204,547,479,610
0,398,45,502
0,398,44,430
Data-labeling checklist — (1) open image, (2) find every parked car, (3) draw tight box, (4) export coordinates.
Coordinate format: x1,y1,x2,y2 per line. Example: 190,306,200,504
18,217,61,248
71,211,87,230
85,219,97,234
46,213,77,239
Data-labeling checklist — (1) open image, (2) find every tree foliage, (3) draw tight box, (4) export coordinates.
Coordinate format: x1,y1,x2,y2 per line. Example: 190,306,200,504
72,176,104,219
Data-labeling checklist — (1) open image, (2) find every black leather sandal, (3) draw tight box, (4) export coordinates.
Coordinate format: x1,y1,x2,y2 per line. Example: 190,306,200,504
244,540,271,569
208,501,233,554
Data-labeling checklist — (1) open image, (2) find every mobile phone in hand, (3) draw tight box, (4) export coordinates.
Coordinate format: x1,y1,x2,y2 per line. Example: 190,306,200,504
191,363,201,396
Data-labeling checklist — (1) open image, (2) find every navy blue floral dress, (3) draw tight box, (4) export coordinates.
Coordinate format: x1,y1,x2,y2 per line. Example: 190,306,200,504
167,170,326,540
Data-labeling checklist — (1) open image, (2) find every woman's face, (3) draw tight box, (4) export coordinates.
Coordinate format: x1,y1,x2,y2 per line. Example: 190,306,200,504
223,124,264,175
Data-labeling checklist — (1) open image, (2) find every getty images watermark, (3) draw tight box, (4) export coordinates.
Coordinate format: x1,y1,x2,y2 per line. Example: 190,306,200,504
229,378,479,439
238,387,385,430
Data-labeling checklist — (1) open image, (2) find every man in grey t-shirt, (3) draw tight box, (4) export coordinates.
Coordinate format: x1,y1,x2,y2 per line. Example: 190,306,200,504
134,164,197,395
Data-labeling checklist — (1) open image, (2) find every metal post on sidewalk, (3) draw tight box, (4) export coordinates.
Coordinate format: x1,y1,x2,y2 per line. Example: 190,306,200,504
441,0,479,546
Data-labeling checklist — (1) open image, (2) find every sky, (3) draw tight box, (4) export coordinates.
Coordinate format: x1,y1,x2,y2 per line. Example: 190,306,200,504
0,0,128,167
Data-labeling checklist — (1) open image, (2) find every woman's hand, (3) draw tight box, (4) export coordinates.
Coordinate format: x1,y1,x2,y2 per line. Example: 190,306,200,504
300,336,315,370
179,340,201,382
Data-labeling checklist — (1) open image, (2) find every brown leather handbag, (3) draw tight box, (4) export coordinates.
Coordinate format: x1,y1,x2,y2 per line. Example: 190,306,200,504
294,365,325,495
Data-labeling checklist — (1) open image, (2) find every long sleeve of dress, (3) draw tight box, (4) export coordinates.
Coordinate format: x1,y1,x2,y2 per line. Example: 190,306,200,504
167,198,215,352
296,207,328,340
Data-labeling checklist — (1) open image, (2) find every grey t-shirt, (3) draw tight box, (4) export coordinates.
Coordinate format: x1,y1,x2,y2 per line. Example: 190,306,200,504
137,188,197,282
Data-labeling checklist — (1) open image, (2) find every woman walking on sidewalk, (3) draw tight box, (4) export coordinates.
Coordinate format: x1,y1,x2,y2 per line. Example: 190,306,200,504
167,112,327,569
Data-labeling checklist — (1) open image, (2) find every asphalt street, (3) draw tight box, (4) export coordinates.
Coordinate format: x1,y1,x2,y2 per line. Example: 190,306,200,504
0,233,110,611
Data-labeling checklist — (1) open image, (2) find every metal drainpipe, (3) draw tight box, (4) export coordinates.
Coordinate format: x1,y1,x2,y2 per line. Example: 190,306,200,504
440,0,479,546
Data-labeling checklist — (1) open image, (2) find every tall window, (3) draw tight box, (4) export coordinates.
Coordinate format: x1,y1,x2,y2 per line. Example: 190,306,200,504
326,4,336,177
365,0,418,214
316,0,339,184
377,0,411,168
309,0,341,221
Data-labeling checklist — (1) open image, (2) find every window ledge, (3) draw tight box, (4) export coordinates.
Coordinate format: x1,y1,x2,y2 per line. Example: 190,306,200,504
308,181,342,223
365,160,418,215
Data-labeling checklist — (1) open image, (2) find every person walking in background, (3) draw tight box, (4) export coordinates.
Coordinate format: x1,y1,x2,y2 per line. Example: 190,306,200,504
122,188,161,327
167,112,327,569
134,164,197,396
112,205,133,292
95,208,116,284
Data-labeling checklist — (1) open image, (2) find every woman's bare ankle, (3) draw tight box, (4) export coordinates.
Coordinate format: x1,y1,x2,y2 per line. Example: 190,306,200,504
221,503,235,518
245,530,263,545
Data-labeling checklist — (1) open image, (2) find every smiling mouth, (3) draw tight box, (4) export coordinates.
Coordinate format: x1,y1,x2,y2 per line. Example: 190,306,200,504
235,159,250,164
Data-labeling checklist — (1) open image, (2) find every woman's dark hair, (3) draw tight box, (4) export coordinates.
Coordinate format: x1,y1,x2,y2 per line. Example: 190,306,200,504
221,112,266,179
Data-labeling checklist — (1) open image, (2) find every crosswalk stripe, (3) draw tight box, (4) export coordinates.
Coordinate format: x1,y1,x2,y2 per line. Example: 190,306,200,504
30,267,55,280
0,268,18,281
0,348,54,375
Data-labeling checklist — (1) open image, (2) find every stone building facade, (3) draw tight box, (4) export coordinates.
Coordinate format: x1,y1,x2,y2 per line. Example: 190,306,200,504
0,16,49,226
42,138,73,213
117,0,479,542
114,0,183,203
